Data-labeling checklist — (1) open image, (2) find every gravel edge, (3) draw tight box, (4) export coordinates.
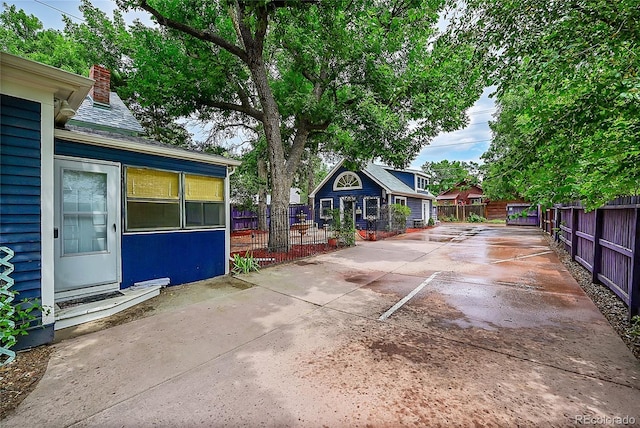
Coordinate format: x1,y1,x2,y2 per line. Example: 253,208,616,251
544,235,640,360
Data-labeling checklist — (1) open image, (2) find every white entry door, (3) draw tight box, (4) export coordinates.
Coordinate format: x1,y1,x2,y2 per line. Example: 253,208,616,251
422,200,431,222
54,158,121,298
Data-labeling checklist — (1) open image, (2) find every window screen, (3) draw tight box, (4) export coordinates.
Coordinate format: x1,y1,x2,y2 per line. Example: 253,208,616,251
126,168,180,230
184,174,225,227
125,167,226,231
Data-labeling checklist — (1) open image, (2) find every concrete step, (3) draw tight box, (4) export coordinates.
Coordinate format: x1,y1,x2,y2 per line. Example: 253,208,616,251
54,286,161,330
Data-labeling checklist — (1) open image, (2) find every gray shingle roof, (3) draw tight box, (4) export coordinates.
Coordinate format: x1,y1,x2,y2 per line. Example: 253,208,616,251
62,125,240,166
68,92,145,135
364,163,434,199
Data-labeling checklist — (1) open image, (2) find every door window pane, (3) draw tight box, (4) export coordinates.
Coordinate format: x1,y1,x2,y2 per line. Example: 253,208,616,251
62,170,108,255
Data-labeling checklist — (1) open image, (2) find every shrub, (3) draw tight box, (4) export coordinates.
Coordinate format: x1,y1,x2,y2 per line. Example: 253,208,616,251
231,252,261,274
629,315,640,343
1,290,40,366
427,217,435,226
329,208,356,246
390,204,411,232
467,213,487,223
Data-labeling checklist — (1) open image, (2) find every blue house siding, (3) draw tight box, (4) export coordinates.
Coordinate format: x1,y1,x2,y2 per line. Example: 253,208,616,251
122,230,226,287
407,197,423,227
1,94,52,349
387,170,414,189
314,167,383,230
0,95,42,301
55,139,229,288
55,140,226,177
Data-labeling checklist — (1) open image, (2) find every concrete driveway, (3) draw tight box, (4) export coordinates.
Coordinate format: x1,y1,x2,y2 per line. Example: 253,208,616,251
5,224,640,427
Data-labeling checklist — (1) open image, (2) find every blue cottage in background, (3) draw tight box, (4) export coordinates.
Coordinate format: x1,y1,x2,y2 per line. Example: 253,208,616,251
310,160,435,230
0,53,240,347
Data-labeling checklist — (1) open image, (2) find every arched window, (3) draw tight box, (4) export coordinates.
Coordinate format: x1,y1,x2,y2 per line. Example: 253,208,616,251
333,172,362,191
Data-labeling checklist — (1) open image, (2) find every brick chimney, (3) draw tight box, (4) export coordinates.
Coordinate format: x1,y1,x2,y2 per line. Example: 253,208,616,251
89,65,110,106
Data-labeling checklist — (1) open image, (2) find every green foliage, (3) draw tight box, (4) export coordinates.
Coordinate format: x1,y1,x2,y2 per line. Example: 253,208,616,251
390,204,411,231
508,206,536,220
231,252,260,275
74,0,485,211
427,217,435,227
487,218,506,224
421,160,481,195
0,4,87,74
466,213,486,223
1,285,40,355
329,208,355,247
440,215,457,222
450,0,640,208
0,2,195,147
629,316,640,342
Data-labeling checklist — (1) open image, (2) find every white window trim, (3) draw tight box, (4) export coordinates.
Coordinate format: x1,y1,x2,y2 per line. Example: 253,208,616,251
393,196,407,206
363,196,380,219
333,171,362,191
319,198,333,220
124,166,226,232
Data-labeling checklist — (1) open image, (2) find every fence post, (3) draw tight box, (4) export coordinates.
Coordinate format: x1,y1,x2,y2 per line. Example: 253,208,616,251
570,207,579,260
592,208,603,285
630,207,640,318
554,207,560,242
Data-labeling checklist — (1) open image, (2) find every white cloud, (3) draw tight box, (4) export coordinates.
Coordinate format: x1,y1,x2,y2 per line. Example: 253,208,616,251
410,86,496,168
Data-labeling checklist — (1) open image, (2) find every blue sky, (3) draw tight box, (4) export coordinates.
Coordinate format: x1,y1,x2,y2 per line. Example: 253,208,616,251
5,1,496,167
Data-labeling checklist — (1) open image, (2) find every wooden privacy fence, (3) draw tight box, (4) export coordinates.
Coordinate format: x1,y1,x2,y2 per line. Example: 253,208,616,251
542,197,640,318
437,204,486,221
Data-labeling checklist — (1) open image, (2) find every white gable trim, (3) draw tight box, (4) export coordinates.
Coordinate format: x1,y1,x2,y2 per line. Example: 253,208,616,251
333,171,363,191
309,159,345,198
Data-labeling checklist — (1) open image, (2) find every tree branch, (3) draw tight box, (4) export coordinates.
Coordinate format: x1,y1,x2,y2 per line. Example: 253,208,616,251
199,98,264,121
137,0,248,62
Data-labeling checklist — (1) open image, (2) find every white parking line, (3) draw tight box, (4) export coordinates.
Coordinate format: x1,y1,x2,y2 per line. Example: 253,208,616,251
491,251,553,264
378,271,440,321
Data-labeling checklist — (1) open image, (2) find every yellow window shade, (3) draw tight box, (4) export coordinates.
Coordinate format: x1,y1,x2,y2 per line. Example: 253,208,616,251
127,168,179,200
185,175,224,202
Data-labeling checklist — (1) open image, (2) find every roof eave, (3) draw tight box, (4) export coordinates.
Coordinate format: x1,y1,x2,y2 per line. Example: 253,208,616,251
55,128,241,167
1,52,94,114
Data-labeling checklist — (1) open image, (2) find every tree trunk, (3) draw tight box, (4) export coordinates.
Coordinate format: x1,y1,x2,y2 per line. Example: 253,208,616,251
245,48,293,251
240,12,310,253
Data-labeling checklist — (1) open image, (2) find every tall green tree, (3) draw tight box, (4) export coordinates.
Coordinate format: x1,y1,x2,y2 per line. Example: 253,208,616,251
0,3,86,73
421,159,480,195
0,3,195,147
103,0,485,249
451,0,640,208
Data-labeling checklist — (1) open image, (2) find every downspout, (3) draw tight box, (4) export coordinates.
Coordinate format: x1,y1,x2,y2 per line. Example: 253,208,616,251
225,166,236,275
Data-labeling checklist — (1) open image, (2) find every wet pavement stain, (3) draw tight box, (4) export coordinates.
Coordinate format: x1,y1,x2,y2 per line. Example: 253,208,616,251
394,235,453,242
295,260,319,266
344,273,377,285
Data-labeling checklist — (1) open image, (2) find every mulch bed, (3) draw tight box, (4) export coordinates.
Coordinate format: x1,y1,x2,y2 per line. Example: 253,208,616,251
232,243,340,267
0,345,53,420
